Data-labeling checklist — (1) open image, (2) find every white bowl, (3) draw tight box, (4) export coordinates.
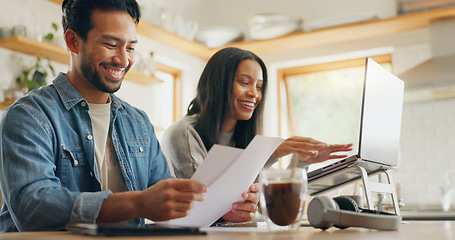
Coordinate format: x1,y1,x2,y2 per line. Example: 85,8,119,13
247,12,296,26
247,13,302,40
194,26,244,48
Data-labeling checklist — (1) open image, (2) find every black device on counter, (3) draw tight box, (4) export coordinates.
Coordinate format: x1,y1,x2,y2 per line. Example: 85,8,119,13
66,223,206,236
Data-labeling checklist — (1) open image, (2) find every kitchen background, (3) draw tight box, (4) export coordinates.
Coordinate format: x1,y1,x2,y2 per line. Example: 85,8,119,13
1,0,455,211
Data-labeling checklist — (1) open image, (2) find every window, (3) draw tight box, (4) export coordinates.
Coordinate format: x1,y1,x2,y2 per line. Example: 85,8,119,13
277,55,392,169
155,63,183,124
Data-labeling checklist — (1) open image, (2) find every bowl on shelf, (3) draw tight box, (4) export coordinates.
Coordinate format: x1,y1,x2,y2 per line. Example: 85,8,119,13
194,26,244,48
247,13,302,40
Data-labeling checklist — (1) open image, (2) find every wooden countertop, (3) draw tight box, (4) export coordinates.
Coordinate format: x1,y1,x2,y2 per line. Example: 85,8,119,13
0,221,452,240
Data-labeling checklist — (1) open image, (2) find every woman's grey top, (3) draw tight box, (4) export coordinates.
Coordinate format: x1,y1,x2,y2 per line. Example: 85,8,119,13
161,115,279,179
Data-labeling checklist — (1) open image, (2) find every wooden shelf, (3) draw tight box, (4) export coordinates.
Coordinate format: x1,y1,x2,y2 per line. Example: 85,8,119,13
0,98,18,111
46,0,455,60
46,0,62,4
137,21,213,60
226,6,455,56
0,35,69,64
0,35,163,85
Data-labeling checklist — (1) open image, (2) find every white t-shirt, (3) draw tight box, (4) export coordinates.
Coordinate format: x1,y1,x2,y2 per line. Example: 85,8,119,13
218,131,234,146
88,101,126,192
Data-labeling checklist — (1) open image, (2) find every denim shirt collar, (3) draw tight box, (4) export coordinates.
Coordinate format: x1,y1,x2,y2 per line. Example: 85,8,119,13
52,72,125,112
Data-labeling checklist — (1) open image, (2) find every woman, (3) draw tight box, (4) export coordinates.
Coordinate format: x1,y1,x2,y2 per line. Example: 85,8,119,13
162,47,352,179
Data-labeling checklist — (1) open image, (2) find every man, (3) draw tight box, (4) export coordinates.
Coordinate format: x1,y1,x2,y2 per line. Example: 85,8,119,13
0,0,258,232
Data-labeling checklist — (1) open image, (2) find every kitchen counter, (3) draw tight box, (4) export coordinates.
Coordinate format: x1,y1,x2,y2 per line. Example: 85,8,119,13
401,210,455,220
0,221,454,240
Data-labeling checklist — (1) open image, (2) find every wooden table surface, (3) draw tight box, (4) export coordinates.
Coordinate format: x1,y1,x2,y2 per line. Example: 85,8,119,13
0,221,453,240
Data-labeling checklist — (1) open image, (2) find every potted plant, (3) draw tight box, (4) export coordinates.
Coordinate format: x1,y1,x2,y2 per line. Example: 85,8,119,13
16,56,55,93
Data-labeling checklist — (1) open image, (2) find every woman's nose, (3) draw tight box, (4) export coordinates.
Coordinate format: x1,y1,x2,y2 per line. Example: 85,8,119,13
248,86,259,98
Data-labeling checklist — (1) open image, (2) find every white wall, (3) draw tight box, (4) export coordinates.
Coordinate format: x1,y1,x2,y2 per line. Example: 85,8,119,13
395,98,455,209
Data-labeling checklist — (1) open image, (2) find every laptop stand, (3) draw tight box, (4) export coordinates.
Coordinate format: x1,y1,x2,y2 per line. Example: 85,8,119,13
308,164,401,215
357,165,401,215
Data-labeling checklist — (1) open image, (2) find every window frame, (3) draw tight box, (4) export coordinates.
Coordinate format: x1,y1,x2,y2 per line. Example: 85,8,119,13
156,63,182,122
276,54,392,137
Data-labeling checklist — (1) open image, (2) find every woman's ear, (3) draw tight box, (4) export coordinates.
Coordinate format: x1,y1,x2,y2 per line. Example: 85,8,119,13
64,29,80,54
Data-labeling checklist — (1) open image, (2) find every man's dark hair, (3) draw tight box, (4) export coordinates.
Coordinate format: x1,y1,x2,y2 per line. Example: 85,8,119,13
187,47,268,151
62,0,140,41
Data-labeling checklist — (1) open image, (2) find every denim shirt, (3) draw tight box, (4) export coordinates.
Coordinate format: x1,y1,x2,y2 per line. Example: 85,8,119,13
0,73,173,232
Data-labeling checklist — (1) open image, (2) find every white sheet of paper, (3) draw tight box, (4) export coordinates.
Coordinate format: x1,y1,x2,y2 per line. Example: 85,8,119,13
159,135,283,228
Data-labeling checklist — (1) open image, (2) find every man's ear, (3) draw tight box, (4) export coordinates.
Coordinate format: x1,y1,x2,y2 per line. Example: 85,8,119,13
65,29,80,54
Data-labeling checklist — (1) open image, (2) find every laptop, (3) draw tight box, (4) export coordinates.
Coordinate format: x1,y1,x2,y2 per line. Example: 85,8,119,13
307,57,405,195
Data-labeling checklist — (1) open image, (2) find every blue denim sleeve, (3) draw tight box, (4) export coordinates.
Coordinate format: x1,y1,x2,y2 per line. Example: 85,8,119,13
70,191,112,223
0,102,107,231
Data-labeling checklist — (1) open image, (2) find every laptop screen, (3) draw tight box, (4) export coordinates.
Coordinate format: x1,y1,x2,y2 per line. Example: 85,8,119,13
358,57,405,166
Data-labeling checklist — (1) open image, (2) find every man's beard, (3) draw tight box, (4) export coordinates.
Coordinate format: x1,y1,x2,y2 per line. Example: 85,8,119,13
80,52,124,94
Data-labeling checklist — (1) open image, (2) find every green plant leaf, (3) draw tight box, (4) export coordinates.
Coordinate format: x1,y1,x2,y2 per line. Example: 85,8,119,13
51,22,58,31
48,64,55,76
43,33,54,42
47,57,56,77
25,74,33,90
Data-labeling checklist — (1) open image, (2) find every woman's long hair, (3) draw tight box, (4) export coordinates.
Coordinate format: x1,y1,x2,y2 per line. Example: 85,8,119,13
187,47,268,150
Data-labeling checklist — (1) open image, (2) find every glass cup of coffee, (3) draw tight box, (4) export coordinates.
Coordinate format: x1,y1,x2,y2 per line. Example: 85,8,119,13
258,167,308,231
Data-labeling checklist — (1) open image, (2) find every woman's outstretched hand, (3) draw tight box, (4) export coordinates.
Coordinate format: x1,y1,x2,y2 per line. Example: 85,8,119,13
274,136,353,164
